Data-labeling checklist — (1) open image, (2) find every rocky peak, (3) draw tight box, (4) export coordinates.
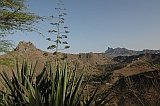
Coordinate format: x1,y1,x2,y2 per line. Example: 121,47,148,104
14,41,37,52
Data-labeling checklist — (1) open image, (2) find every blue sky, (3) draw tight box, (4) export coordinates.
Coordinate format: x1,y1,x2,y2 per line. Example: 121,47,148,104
6,0,160,53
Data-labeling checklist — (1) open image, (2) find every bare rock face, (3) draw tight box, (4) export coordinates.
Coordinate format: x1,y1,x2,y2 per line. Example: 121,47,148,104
14,41,37,52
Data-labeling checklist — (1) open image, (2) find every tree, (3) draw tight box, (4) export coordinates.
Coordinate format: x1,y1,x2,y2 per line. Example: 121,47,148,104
0,40,13,53
0,0,43,52
47,0,70,56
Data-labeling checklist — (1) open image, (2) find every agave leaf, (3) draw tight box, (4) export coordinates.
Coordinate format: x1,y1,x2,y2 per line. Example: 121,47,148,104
35,87,43,106
14,58,21,82
29,62,33,76
49,64,56,106
16,77,29,97
14,73,29,97
84,87,99,106
12,70,20,90
49,83,55,106
75,71,93,105
21,60,29,88
24,75,35,99
67,67,73,83
36,67,46,86
0,75,9,91
70,68,84,106
62,62,67,104
24,61,29,88
11,70,22,102
55,68,62,106
17,89,29,103
67,69,76,103
3,89,10,106
67,64,78,97
49,63,54,81
65,66,72,97
29,91,36,106
0,71,14,93
30,61,38,83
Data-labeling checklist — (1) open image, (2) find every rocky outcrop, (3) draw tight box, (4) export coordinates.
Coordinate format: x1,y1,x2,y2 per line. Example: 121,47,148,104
14,41,37,52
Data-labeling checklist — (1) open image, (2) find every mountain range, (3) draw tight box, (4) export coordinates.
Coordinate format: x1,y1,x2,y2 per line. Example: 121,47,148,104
105,47,160,56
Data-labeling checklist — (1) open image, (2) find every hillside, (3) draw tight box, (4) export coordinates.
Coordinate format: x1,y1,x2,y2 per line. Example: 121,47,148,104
0,41,113,76
0,41,160,106
0,41,160,80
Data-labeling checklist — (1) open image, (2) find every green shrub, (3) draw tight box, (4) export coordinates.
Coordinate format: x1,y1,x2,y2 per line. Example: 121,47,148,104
43,52,48,56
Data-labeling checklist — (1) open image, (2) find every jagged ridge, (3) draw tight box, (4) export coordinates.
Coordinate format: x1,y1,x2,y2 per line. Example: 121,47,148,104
105,47,160,56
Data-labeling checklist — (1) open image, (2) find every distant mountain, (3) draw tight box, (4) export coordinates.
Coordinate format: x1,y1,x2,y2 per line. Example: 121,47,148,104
105,47,160,56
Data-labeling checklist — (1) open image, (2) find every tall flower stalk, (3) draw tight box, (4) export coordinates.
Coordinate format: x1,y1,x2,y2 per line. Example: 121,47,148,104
47,0,70,61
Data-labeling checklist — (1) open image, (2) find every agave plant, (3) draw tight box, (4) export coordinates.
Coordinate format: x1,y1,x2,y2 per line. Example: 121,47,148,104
0,58,39,106
0,59,110,106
